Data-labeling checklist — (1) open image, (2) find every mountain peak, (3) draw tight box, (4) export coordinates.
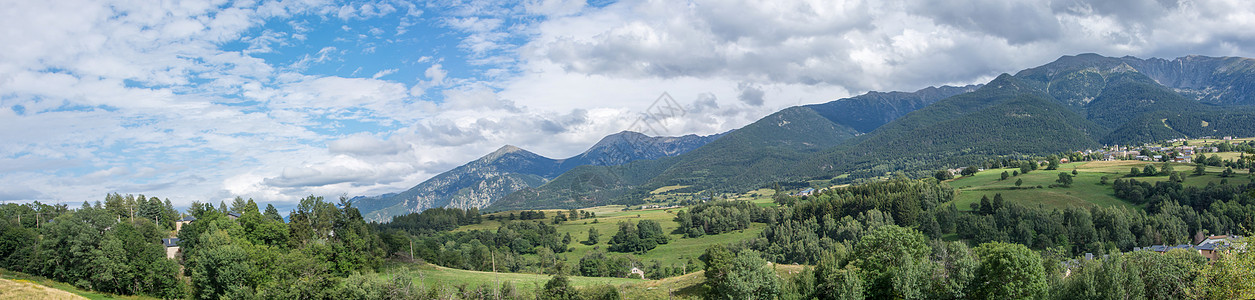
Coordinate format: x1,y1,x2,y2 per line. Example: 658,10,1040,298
482,144,533,162
495,144,523,153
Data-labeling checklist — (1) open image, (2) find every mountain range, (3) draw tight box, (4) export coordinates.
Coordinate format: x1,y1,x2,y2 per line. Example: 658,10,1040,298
357,53,1255,220
352,131,722,222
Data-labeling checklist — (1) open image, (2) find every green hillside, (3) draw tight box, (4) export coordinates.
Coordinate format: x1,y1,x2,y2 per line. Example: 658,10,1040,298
803,74,1106,181
947,160,1255,212
489,106,857,210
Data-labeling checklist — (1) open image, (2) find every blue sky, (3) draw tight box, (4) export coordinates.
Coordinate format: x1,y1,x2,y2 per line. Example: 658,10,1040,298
2,0,1254,211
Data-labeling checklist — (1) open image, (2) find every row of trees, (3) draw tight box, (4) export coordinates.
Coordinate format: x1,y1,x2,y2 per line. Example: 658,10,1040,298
378,207,482,235
176,196,386,298
755,177,1255,265
0,201,184,297
705,224,1255,300
673,201,764,238
401,219,573,274
607,220,669,254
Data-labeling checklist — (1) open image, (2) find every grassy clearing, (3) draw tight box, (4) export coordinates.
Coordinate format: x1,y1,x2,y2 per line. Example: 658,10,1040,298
0,269,156,300
0,278,85,300
651,185,691,194
384,262,807,300
383,263,642,292
618,264,807,299
947,162,1137,211
946,160,1255,211
459,203,765,268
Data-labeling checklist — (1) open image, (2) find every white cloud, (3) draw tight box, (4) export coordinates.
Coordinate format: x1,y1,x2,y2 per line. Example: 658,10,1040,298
4,0,1255,210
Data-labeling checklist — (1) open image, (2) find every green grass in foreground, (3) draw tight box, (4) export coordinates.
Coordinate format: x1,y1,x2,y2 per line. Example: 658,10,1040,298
385,262,808,300
384,263,642,292
0,269,157,300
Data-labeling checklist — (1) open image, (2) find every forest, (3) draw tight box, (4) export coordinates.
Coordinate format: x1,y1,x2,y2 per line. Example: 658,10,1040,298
3,156,1255,299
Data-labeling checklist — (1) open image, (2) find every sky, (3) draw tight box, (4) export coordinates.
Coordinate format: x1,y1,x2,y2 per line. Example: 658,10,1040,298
2,0,1255,210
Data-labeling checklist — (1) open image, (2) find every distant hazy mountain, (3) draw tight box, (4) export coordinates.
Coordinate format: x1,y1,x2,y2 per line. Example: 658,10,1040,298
353,131,721,222
488,53,1255,211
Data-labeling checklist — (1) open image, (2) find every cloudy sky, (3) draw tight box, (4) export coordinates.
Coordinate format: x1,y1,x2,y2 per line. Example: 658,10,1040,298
2,0,1254,209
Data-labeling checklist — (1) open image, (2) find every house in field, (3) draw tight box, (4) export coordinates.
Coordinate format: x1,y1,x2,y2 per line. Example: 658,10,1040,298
629,267,646,280
175,215,196,232
162,238,181,259
1174,156,1192,163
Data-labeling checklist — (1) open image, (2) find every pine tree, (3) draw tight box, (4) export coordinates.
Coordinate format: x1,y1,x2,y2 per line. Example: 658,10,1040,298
980,196,993,215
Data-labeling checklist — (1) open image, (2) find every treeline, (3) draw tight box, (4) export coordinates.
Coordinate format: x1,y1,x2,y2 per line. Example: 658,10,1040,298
403,220,573,274
607,220,669,254
486,210,548,221
750,177,1255,265
702,224,1255,300
673,201,766,238
176,196,386,298
0,201,184,298
377,207,482,235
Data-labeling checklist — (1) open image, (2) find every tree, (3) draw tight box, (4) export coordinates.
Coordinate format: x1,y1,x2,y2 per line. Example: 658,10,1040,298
1015,178,1023,187
1195,163,1207,175
1047,159,1060,170
1000,171,1010,181
537,275,580,300
1221,168,1235,177
1072,169,1079,175
979,196,993,215
1100,176,1110,185
1057,172,1073,187
1143,165,1158,177
851,225,928,299
961,166,979,176
992,194,1005,211
935,170,954,181
971,242,1046,300
609,221,655,254
188,226,256,299
263,204,283,222
585,227,600,245
932,241,977,299
703,246,779,300
1129,167,1142,177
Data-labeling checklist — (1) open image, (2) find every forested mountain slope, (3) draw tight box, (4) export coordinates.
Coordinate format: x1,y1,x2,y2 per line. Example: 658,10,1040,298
489,106,857,210
487,54,1255,211
355,132,720,222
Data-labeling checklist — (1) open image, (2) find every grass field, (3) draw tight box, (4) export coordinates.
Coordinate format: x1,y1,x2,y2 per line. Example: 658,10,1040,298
946,159,1255,211
383,261,807,300
0,278,85,300
0,269,157,300
465,204,765,269
381,262,642,293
